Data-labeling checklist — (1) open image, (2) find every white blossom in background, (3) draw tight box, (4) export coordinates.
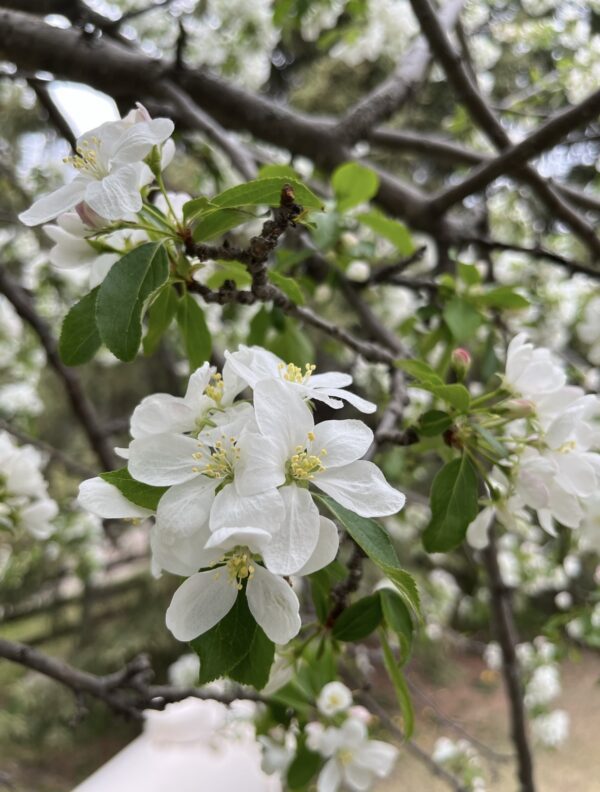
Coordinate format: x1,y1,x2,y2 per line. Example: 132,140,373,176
330,0,419,66
19,104,174,226
317,682,353,717
531,709,570,748
167,653,200,688
259,726,297,777
306,716,398,792
432,737,486,791
577,293,600,365
0,432,57,539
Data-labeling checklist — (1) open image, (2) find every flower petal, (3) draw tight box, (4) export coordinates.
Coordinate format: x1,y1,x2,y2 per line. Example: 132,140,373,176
166,570,238,641
323,387,376,414
78,477,152,519
317,758,343,792
235,433,286,495
84,163,147,220
309,372,353,388
205,526,272,555
156,477,218,536
246,564,301,644
296,516,340,575
316,460,405,517
209,484,284,533
312,419,373,468
254,378,314,452
128,433,199,485
130,394,195,438
151,522,218,576
262,485,320,575
224,345,282,388
19,179,86,226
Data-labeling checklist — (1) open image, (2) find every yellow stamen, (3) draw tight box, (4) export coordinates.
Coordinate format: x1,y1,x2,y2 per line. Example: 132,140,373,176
278,361,317,384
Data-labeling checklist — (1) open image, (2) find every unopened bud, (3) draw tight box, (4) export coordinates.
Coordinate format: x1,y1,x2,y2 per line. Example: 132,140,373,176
451,347,471,380
502,398,536,419
75,201,106,229
145,144,163,179
346,260,370,283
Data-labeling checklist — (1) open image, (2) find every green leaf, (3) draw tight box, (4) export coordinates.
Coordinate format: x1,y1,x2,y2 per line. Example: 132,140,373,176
418,410,453,437
423,455,479,552
287,741,322,789
59,287,101,365
247,305,272,346
357,209,414,255
332,594,382,641
96,242,168,362
206,260,252,289
332,163,379,212
176,293,212,371
192,207,251,242
143,284,178,355
258,163,299,180
395,359,443,385
269,271,305,304
212,177,323,211
457,262,481,286
268,317,314,367
182,196,218,224
314,494,420,618
380,630,414,737
443,297,482,343
472,424,509,459
99,468,167,511
379,589,413,663
425,383,471,413
191,591,273,686
228,621,275,689
479,286,530,310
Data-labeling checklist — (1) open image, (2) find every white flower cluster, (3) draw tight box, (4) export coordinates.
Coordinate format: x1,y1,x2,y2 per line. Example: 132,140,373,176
0,431,57,539
0,297,43,418
484,637,569,749
432,737,486,791
304,682,398,792
469,334,600,544
19,103,175,289
79,346,405,645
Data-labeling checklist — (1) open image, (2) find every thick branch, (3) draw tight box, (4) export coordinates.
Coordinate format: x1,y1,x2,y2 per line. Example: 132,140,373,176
0,638,261,721
340,0,464,142
408,0,600,260
0,268,114,470
483,524,536,792
430,88,600,214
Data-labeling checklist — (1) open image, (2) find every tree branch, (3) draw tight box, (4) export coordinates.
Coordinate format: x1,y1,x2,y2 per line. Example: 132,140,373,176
407,0,600,261
0,638,261,721
429,88,600,214
483,523,536,792
339,0,464,142
0,268,114,470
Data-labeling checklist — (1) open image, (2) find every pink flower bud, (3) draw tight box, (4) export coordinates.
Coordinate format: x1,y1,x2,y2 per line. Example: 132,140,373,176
451,347,471,380
75,201,106,229
502,398,536,418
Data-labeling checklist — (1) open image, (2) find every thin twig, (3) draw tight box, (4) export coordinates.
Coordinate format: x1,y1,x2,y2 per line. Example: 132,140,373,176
483,523,536,792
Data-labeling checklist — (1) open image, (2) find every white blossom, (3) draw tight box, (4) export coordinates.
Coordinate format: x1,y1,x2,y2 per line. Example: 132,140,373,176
19,104,174,226
317,682,353,717
531,709,570,748
224,346,376,413
308,717,398,792
0,432,57,539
